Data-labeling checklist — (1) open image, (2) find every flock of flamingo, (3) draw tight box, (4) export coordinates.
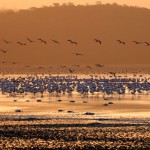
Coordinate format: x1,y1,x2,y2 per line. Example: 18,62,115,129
0,37,150,99
0,38,150,55
0,75,150,99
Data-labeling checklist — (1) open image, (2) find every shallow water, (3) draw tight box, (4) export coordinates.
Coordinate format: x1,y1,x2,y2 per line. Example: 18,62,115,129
0,91,150,119
0,74,150,119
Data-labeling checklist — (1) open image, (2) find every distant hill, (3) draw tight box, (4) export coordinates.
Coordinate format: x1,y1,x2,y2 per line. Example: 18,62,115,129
0,3,150,66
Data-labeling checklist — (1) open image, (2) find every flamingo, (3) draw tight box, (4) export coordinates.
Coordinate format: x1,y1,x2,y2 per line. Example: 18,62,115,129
0,49,7,53
94,39,102,44
117,40,125,45
37,38,47,44
72,53,83,56
52,40,60,44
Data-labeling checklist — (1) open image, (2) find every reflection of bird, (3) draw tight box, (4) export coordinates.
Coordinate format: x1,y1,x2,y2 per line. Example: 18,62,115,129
144,42,150,46
72,53,83,56
94,39,102,44
117,40,125,45
17,42,27,46
67,40,78,45
133,41,141,44
68,69,75,73
27,38,35,43
0,49,7,53
52,40,60,44
38,38,47,44
3,40,11,44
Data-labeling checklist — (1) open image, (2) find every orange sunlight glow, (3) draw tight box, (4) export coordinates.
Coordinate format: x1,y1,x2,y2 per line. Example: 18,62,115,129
0,0,150,10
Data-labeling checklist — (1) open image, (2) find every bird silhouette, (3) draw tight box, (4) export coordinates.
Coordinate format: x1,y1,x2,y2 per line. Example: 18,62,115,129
11,62,17,65
52,40,60,44
38,38,47,44
144,42,150,46
117,40,125,45
27,38,35,43
17,42,27,46
133,41,142,44
94,39,102,44
1,61,7,64
67,40,78,45
3,40,11,44
72,41,78,45
95,64,104,67
72,53,83,56
109,72,116,77
68,69,75,73
0,49,7,53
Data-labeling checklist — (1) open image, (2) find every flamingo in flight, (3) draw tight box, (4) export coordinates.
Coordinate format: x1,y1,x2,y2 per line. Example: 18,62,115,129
52,40,60,44
68,69,75,73
72,53,83,56
144,42,150,46
95,64,104,67
67,40,78,45
117,40,126,45
27,38,35,43
133,41,142,44
94,39,102,44
0,49,7,53
37,38,47,44
17,42,27,46
3,40,11,44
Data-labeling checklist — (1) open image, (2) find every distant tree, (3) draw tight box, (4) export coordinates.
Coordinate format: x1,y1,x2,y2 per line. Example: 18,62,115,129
112,3,119,6
96,1,102,5
62,3,67,7
53,3,60,7
29,7,37,11
67,2,74,6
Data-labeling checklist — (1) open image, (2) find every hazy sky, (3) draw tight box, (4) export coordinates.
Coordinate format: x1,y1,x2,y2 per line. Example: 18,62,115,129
0,0,150,10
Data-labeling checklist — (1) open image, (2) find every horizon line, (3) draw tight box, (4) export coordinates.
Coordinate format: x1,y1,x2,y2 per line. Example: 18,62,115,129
0,2,149,12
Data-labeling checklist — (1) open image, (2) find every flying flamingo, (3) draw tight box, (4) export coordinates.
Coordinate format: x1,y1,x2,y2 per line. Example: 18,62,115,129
37,38,47,44
3,40,11,44
27,38,35,43
117,40,125,45
52,40,60,44
94,39,102,44
72,53,83,56
0,49,7,53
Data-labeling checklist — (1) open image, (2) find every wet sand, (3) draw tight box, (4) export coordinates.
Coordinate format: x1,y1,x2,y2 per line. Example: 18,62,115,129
0,116,150,149
0,91,150,149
